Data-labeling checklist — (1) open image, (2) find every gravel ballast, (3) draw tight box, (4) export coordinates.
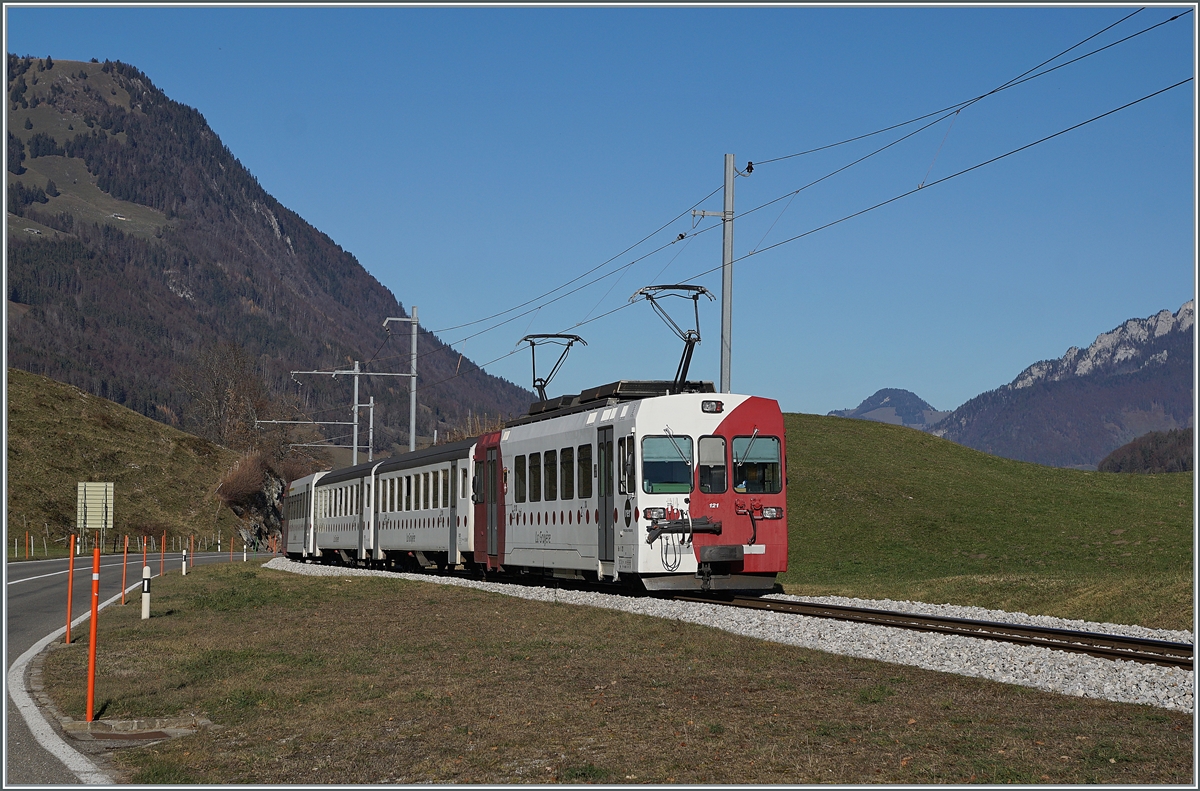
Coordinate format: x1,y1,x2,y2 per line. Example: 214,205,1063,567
263,558,1194,712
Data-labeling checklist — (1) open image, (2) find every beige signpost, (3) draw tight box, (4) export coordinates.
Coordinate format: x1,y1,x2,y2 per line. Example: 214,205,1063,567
76,482,114,553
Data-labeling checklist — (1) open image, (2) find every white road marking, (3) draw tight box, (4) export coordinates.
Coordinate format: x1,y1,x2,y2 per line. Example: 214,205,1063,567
6,582,142,784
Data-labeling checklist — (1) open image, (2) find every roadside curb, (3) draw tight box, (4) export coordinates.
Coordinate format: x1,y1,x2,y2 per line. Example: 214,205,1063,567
6,580,141,785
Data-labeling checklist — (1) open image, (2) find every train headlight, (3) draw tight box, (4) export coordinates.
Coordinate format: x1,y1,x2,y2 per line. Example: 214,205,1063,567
760,506,783,520
643,507,666,521
701,400,724,414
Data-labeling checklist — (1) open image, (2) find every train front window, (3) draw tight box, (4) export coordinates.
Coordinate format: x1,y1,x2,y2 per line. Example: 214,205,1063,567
732,435,782,494
641,435,693,494
698,436,727,493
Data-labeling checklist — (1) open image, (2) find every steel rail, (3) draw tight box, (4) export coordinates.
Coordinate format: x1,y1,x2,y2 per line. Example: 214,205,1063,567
673,595,1193,670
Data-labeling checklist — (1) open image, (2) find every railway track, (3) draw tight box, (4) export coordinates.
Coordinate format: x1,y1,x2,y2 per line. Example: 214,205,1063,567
674,595,1194,670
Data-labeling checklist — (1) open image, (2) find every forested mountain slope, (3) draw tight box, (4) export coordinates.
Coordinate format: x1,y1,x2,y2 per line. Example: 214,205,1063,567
7,55,530,452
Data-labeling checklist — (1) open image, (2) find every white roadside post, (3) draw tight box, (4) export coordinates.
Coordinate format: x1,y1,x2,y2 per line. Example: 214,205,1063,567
181,548,187,576
140,566,151,620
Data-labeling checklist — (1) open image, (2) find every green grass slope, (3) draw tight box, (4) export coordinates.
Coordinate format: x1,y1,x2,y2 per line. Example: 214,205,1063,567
6,368,243,557
782,414,1193,629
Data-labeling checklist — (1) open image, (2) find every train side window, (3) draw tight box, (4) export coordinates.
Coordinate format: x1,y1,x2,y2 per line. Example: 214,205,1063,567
424,472,432,510
461,467,468,499
698,436,727,493
617,437,627,494
625,436,636,494
514,455,527,503
443,468,450,507
577,444,592,499
528,453,542,502
431,471,439,509
560,447,574,500
641,435,694,494
544,450,557,501
732,435,782,494
405,476,412,511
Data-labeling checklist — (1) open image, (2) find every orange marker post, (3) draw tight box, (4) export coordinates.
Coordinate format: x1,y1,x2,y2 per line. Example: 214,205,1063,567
86,548,100,721
160,532,166,576
65,536,76,644
121,536,129,605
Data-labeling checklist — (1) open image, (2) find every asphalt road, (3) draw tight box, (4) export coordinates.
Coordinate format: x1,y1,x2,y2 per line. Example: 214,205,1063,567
6,550,270,784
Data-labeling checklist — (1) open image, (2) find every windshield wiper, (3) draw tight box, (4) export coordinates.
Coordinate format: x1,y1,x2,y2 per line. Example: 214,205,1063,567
736,427,760,466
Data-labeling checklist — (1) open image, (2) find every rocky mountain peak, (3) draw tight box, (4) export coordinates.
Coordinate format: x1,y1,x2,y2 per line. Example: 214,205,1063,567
1011,301,1193,390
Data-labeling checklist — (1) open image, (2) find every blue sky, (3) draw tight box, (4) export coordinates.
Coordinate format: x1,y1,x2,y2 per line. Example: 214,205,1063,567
6,5,1195,415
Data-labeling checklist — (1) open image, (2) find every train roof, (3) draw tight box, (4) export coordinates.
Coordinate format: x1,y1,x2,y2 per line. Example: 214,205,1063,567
312,380,717,483
509,379,716,427
316,436,477,485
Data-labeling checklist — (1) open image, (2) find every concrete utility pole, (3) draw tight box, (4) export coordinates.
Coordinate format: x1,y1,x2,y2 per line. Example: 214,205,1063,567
383,306,419,453
351,360,360,465
720,153,734,394
692,154,736,393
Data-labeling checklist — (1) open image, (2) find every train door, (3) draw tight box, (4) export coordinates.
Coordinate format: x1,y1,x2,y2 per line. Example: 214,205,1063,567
448,463,458,560
486,448,499,555
305,483,315,556
472,433,504,568
598,425,615,563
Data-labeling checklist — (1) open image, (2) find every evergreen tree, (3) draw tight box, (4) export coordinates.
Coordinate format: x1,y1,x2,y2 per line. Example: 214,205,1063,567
7,130,26,175
45,178,59,197
45,55,53,70
23,117,32,129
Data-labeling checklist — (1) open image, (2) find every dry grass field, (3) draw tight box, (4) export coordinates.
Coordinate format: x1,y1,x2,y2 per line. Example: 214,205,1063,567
41,563,1193,785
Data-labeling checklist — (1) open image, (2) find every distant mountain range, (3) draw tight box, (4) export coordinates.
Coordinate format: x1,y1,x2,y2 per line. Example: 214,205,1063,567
6,55,532,453
828,388,949,431
830,301,1194,469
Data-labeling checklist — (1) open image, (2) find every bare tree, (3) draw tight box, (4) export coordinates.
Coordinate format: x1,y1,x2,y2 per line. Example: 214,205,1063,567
176,342,272,451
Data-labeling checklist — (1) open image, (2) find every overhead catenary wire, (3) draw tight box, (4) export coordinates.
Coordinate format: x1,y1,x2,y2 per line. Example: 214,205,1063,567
431,7,1188,361
422,74,1193,400
363,221,726,373
752,6,1166,167
431,184,723,334
302,11,1192,409
690,78,1194,279
396,8,1190,374
742,8,1186,250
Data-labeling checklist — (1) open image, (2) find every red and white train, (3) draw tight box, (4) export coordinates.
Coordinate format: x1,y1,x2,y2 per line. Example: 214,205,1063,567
283,379,788,593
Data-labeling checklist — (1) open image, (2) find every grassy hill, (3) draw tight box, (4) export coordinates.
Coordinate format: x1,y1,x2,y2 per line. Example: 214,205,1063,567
7,367,1191,626
6,368,243,556
782,413,1193,630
